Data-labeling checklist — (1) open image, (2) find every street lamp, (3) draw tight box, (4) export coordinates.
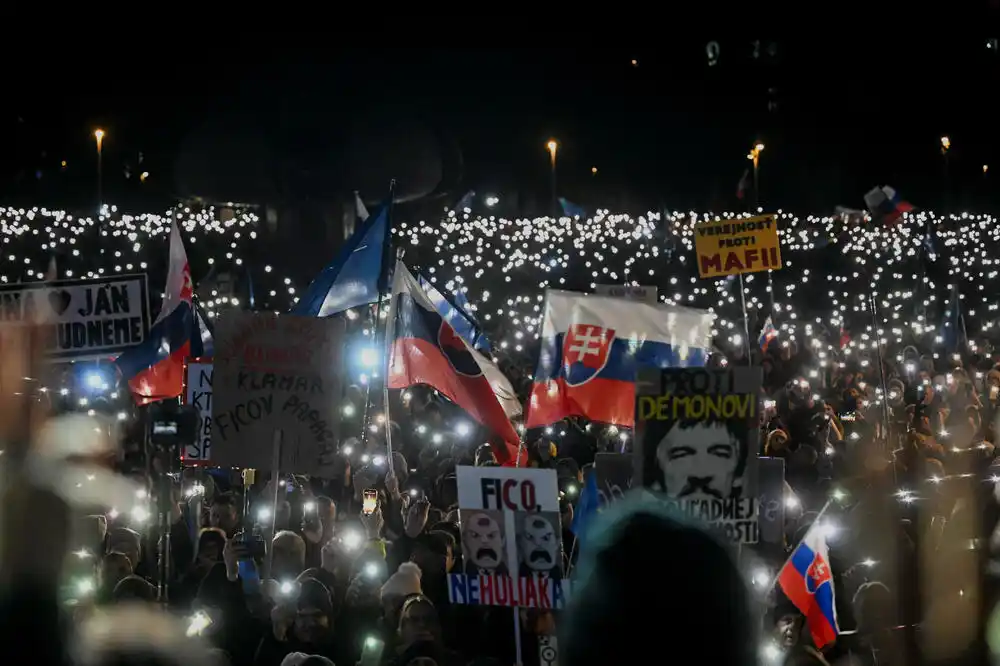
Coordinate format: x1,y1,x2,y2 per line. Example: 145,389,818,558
94,129,106,213
747,142,765,208
546,139,558,215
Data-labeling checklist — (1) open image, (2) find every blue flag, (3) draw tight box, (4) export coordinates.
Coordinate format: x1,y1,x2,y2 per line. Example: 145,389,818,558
558,197,587,218
940,282,966,351
292,205,389,317
570,468,600,539
417,275,491,352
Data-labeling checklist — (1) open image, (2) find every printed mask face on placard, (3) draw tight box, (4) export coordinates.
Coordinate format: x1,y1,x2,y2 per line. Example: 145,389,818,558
518,515,558,572
462,512,504,570
656,421,740,500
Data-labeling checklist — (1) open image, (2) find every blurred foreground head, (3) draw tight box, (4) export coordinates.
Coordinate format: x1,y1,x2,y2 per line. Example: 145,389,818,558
72,605,215,666
560,496,755,666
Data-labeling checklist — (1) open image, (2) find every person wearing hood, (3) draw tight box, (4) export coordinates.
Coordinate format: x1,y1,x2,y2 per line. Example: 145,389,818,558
559,495,756,666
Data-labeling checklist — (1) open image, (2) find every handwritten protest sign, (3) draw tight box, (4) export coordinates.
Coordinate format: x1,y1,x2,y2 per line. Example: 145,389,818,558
636,367,762,544
594,453,632,508
449,466,569,609
211,312,345,476
182,360,213,463
693,214,782,279
594,284,658,305
0,274,150,360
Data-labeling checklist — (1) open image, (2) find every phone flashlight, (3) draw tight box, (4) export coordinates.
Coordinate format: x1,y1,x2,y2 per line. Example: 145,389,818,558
303,501,316,513
409,488,419,498
279,580,297,597
363,489,377,515
75,577,96,597
364,562,380,579
257,507,272,523
186,610,213,637
341,530,363,551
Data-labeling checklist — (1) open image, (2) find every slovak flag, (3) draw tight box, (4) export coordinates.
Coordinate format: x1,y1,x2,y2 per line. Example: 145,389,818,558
758,316,778,352
777,519,840,649
863,185,914,226
387,260,523,465
117,222,204,405
527,290,714,429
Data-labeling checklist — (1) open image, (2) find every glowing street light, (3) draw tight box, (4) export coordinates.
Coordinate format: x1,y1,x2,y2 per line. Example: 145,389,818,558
546,139,559,215
94,129,106,213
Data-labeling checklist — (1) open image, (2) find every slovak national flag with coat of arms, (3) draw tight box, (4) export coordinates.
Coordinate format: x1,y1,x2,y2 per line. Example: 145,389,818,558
387,260,522,465
526,290,714,429
777,517,840,648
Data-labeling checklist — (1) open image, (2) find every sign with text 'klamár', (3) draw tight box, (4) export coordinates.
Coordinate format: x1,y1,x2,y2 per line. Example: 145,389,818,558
693,214,782,279
183,361,213,463
449,466,570,609
0,275,150,360
211,312,345,476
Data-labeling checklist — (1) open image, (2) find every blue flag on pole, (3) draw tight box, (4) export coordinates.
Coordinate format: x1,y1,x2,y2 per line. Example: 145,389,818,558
558,197,587,218
292,205,389,317
417,275,491,352
940,282,966,351
570,468,600,539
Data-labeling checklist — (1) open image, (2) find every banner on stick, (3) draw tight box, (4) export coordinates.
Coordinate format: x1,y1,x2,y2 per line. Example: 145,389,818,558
0,274,150,360
449,466,570,609
182,360,213,463
635,367,763,544
693,214,781,279
211,312,345,476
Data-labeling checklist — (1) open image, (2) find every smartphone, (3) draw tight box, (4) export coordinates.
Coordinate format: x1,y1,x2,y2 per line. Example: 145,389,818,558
359,635,385,666
840,411,856,423
237,559,261,595
302,500,321,531
363,489,378,515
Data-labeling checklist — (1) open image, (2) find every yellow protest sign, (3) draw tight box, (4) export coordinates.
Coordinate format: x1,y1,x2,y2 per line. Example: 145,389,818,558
693,214,782,279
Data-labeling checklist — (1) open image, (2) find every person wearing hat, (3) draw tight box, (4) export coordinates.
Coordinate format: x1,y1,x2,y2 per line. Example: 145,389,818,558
253,576,349,666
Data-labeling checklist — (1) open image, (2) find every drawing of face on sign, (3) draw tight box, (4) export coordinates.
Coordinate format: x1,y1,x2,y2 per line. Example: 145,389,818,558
516,512,562,579
650,418,748,500
460,510,507,575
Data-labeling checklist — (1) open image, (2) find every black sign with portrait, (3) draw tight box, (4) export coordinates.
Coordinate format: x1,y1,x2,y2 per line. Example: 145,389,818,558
635,367,762,544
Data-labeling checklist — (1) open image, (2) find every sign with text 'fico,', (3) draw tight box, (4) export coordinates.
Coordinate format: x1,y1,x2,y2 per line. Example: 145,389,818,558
0,275,150,360
211,311,345,476
693,214,782,279
449,466,569,609
183,361,213,463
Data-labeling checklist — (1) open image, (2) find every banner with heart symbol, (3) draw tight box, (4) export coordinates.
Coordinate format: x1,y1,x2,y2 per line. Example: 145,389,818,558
0,274,150,360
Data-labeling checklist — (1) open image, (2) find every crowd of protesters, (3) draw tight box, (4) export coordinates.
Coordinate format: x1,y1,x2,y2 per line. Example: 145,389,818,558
2,205,1000,666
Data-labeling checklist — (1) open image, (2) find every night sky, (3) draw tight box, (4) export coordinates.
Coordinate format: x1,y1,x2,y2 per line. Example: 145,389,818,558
6,37,1000,214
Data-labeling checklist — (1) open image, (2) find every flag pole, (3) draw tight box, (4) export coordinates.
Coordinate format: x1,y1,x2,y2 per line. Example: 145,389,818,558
374,180,398,475
766,499,834,595
381,247,403,477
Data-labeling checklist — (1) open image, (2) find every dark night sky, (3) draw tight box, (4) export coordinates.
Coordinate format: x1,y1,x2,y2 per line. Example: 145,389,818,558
6,38,1000,214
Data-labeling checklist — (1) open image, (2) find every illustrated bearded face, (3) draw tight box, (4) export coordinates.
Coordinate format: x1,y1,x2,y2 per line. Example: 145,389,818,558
656,421,739,500
463,513,503,569
518,515,558,572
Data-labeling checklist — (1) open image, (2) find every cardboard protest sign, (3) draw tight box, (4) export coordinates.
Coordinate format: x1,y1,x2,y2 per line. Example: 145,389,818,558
693,214,782,279
211,312,345,476
0,274,150,360
449,466,569,609
594,452,632,509
594,284,658,305
635,367,763,544
182,360,213,463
